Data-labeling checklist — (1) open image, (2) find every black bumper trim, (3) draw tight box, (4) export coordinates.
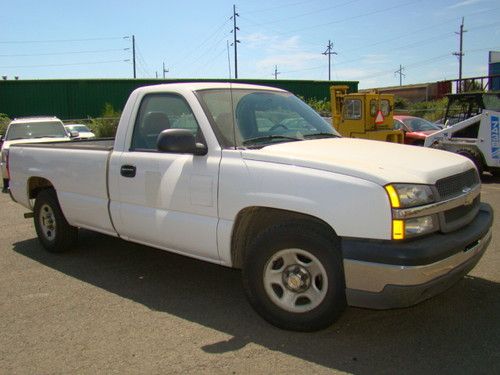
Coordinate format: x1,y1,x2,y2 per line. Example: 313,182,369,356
342,203,493,267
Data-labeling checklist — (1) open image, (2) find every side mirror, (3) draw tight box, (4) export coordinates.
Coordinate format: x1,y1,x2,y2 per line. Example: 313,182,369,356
69,130,79,138
157,129,207,156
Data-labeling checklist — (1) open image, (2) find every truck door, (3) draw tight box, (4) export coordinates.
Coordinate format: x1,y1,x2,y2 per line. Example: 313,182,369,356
109,93,221,262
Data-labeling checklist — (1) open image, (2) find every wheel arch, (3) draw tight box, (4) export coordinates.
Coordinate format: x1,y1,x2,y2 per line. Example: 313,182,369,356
27,176,54,200
230,206,339,269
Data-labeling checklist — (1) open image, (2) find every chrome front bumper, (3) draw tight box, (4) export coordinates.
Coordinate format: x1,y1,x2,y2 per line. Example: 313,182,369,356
342,203,493,309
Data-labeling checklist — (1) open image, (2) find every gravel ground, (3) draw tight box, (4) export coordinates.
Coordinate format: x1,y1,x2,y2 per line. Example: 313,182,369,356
0,176,499,374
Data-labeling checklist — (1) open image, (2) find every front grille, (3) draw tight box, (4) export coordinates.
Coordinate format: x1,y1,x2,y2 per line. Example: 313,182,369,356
435,169,479,200
434,169,481,233
444,196,480,223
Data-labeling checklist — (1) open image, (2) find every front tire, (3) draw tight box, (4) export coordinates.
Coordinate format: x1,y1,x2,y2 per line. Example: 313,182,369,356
33,189,78,253
242,221,346,331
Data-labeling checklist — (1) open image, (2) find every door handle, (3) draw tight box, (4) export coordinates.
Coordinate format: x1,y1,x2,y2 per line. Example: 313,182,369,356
120,165,136,178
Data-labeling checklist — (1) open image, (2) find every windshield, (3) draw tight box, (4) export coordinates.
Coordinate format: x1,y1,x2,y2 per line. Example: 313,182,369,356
197,89,339,148
6,121,67,140
401,117,441,132
66,124,90,132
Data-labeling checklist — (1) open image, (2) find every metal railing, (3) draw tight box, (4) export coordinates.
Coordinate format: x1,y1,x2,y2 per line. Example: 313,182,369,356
439,74,500,94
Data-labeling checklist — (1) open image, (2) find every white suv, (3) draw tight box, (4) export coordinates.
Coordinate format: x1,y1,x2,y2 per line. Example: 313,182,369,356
1,116,71,192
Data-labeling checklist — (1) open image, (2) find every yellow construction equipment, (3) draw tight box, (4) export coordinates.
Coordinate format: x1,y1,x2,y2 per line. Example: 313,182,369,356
330,85,403,143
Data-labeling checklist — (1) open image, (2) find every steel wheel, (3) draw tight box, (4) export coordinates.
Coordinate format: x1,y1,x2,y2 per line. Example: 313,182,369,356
39,203,57,242
33,189,77,252
242,220,346,331
263,248,328,313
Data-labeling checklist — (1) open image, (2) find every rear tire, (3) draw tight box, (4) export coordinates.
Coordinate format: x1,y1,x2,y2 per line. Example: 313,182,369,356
242,220,346,331
33,189,78,253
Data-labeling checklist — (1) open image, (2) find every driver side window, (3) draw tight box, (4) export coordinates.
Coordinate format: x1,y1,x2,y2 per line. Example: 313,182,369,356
131,94,202,151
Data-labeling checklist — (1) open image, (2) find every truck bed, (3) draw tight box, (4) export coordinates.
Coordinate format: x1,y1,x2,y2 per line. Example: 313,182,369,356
11,138,115,151
9,138,116,236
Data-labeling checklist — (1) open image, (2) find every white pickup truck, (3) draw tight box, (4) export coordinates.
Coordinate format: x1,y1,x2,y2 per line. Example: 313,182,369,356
8,83,493,331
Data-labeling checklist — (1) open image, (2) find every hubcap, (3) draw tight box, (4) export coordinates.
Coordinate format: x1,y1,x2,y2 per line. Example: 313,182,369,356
263,249,328,313
39,204,56,241
283,265,311,292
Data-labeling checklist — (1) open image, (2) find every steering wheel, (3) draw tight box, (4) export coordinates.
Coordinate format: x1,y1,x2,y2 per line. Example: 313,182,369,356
268,123,289,132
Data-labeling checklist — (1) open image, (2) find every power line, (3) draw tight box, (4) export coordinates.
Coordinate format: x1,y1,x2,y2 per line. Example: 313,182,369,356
193,46,228,77
136,46,153,77
188,29,232,76
169,18,231,70
0,36,127,44
240,0,361,27
253,0,421,37
0,48,128,58
239,5,499,57
0,59,130,69
243,0,310,15
280,65,324,74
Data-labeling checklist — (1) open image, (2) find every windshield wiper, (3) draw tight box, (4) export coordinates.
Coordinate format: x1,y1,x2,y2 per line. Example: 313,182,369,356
303,133,339,139
242,135,302,146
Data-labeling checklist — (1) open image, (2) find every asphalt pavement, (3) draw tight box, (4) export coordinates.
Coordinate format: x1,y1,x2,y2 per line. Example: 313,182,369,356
0,176,499,374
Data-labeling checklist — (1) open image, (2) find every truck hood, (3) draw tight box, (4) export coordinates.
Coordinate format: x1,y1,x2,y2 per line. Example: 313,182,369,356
2,137,70,150
241,138,474,185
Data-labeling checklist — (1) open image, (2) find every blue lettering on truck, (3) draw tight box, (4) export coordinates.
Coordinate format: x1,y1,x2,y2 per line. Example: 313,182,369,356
492,116,499,159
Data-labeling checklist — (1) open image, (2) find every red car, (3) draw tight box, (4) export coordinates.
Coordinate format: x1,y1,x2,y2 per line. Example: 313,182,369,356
393,115,441,146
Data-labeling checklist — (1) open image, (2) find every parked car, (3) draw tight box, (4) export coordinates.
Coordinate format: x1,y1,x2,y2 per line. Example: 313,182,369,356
393,115,441,145
64,124,95,139
7,83,493,331
1,116,73,192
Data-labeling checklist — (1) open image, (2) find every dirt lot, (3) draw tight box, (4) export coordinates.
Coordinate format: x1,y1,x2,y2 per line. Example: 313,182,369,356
1,177,499,375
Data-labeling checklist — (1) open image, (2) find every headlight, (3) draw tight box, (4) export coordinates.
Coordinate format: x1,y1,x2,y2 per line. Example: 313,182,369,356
385,183,434,208
385,184,438,240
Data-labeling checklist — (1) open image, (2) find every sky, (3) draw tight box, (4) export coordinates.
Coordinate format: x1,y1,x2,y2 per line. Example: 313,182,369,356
1,0,499,89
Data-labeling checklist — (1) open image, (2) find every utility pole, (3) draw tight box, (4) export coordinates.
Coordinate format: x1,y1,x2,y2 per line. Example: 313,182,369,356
394,65,405,86
227,40,232,79
273,65,280,80
453,17,467,91
162,62,169,79
322,40,337,81
132,35,136,79
231,4,240,79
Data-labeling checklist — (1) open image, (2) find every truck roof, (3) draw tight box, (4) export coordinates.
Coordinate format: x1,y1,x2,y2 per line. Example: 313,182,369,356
132,82,288,94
